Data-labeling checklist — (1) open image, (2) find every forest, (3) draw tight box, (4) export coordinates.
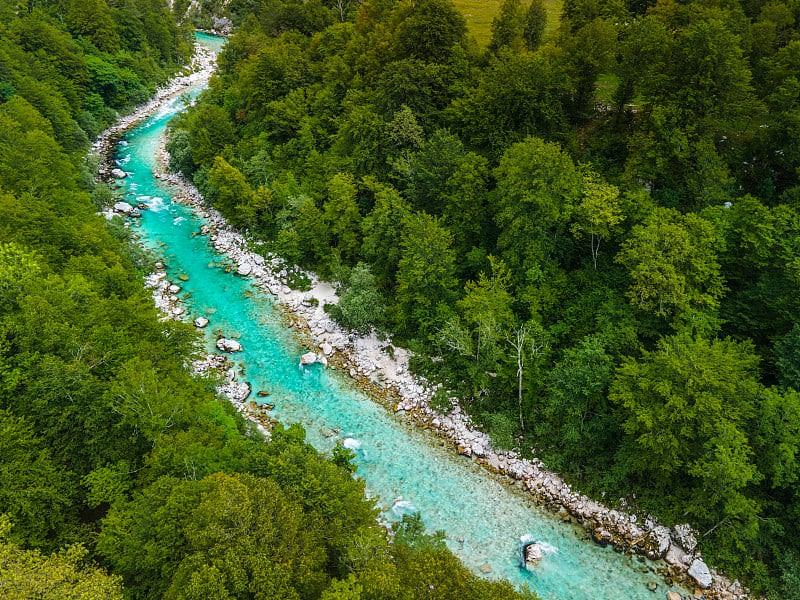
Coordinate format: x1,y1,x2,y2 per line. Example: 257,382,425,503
0,1,539,599
161,0,800,595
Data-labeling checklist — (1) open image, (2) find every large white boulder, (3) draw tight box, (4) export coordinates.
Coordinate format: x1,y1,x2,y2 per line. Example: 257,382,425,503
111,168,127,178
237,263,252,276
688,558,713,588
300,352,317,365
194,317,209,328
216,338,242,353
113,201,134,215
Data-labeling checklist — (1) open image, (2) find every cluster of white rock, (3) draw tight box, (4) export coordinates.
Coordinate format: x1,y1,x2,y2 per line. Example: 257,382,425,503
143,266,186,320
142,268,274,435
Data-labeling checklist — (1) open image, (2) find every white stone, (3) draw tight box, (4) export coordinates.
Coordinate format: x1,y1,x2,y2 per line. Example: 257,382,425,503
111,168,127,178
300,352,317,365
216,338,242,353
113,201,134,215
194,317,209,328
688,558,713,588
237,263,252,276
320,342,333,356
169,284,181,293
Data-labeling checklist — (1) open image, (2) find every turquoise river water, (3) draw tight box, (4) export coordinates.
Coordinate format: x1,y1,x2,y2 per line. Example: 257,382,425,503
113,31,690,600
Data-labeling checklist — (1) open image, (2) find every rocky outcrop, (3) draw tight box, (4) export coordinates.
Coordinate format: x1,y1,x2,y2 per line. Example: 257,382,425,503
211,16,232,34
644,526,671,559
523,542,543,567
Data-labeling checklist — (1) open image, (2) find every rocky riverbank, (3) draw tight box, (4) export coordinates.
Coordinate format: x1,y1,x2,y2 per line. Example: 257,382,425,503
97,34,749,600
91,41,216,178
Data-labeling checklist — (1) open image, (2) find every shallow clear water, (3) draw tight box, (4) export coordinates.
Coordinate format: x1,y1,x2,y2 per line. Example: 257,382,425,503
114,32,689,600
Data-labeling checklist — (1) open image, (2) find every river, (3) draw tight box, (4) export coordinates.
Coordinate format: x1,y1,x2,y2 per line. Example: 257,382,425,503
112,31,690,600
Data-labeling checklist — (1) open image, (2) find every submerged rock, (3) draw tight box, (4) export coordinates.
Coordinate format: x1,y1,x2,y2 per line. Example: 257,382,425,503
216,338,242,353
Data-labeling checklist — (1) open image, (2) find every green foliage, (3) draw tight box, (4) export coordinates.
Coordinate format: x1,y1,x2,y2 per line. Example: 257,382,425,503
489,0,525,53
337,262,384,331
391,512,446,552
396,212,457,332
571,171,624,269
523,0,547,51
493,136,580,292
323,172,362,263
207,156,255,223
776,325,800,390
616,207,724,319
0,410,73,550
611,334,763,535
393,0,468,63
540,336,617,471
0,515,124,600
360,182,411,290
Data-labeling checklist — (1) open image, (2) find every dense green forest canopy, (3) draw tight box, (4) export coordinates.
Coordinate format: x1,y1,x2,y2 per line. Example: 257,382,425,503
0,1,539,599
163,0,800,594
